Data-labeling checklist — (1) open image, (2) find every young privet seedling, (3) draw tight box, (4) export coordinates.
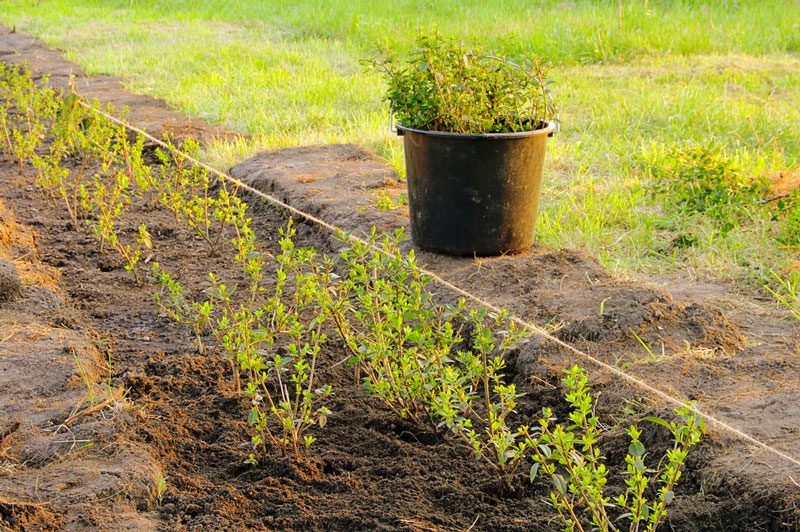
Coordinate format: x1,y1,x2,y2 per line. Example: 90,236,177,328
78,168,152,282
0,105,11,161
332,229,456,423
36,96,110,226
151,219,334,461
110,120,151,191
210,221,335,461
9,75,58,172
0,64,59,171
0,82,16,160
0,64,15,158
33,91,84,205
76,100,120,172
184,181,243,256
431,307,530,480
152,137,240,255
1,69,94,226
80,170,130,253
528,366,704,532
150,263,213,352
32,143,70,206
333,229,529,479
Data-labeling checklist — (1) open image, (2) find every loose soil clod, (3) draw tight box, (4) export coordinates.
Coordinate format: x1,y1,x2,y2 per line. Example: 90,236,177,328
0,258,20,302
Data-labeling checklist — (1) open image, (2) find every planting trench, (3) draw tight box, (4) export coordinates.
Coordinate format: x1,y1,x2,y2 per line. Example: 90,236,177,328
1,25,799,531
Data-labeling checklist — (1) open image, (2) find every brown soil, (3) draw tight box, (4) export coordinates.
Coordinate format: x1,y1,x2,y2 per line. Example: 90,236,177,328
230,148,800,526
1,25,799,532
769,167,800,198
0,199,160,531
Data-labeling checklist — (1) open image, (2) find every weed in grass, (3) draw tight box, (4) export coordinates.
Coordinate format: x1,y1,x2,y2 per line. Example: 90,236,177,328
765,270,800,322
646,145,769,231
528,366,704,532
774,190,800,247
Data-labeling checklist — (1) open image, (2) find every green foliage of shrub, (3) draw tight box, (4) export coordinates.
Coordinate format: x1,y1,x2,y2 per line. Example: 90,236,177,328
153,136,245,256
333,229,532,477
774,191,800,247
368,31,557,134
152,220,336,461
224,221,335,460
647,146,768,228
0,64,59,170
529,366,705,532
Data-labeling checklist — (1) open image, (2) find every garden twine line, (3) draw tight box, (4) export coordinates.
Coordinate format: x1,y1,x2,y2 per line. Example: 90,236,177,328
79,100,800,472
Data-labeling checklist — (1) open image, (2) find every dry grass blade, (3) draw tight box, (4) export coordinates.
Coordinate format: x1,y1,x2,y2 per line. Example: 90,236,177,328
62,387,124,426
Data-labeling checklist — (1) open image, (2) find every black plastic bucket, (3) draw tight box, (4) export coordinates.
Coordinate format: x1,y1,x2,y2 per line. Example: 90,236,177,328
398,122,555,256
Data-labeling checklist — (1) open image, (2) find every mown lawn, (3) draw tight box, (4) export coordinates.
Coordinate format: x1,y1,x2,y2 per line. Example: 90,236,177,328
2,0,799,297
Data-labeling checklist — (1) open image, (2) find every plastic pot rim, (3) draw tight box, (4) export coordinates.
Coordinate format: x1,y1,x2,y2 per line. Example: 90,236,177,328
396,121,556,139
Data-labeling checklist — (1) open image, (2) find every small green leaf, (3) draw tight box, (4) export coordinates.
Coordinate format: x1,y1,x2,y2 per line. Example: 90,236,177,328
529,463,540,482
642,416,672,430
553,474,567,495
538,444,552,459
628,440,645,457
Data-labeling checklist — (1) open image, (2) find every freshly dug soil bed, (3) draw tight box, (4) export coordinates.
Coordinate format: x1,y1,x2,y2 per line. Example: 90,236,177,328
0,199,159,531
0,149,792,531
0,24,799,531
231,144,800,517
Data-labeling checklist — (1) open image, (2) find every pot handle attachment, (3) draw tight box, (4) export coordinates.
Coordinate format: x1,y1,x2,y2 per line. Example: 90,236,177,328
390,107,403,136
548,116,561,137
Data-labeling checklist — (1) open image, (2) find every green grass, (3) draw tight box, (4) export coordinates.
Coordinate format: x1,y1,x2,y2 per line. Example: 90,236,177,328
1,0,799,291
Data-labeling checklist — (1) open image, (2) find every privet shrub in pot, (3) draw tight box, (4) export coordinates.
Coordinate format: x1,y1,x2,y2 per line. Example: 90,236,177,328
370,32,558,255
